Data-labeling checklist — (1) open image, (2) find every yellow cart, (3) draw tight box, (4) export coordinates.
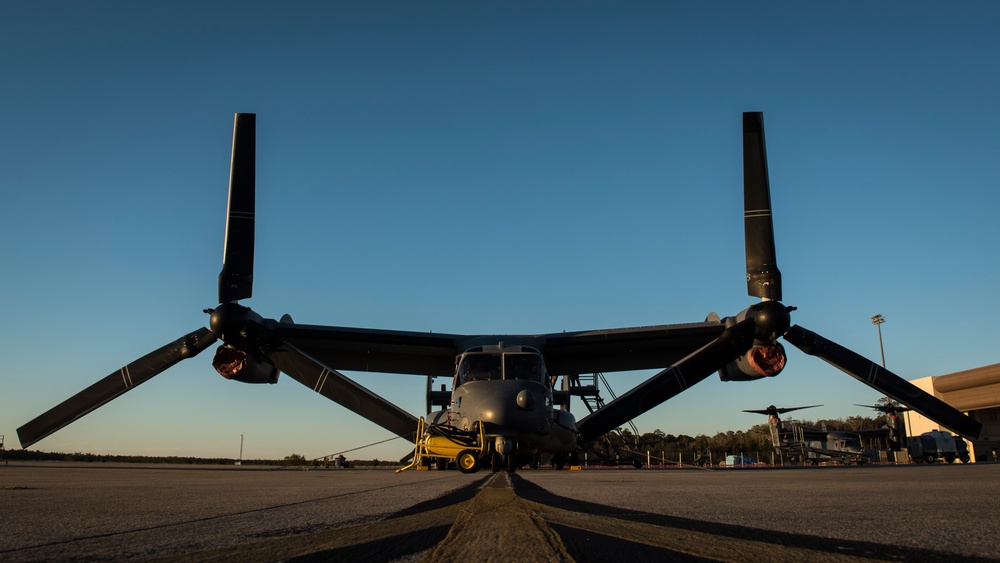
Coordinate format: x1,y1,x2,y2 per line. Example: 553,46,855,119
397,417,487,473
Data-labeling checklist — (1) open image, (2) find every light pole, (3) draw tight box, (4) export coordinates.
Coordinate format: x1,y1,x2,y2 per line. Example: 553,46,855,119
871,313,890,410
872,314,910,450
871,314,886,369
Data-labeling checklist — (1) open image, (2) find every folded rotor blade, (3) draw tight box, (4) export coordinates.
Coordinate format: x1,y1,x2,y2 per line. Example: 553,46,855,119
219,113,256,303
743,112,781,301
272,342,419,440
17,327,217,448
784,325,982,439
577,318,757,442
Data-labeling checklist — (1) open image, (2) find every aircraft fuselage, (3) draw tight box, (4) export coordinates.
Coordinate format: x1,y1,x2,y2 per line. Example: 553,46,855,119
426,345,578,467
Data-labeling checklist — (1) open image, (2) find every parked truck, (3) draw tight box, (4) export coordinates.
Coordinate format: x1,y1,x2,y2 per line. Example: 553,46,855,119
907,430,970,464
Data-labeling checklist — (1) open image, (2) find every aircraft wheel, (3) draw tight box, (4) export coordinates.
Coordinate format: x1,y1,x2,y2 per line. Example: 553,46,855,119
960,454,971,464
456,450,480,474
507,454,517,473
924,455,935,464
491,451,501,473
944,454,956,464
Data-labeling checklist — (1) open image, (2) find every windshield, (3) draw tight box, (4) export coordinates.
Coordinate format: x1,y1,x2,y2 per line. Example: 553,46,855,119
459,353,501,381
457,351,546,384
505,353,544,382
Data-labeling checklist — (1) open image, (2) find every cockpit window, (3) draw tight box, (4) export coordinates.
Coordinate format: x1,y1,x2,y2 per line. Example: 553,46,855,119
505,353,544,382
459,353,501,381
457,351,547,384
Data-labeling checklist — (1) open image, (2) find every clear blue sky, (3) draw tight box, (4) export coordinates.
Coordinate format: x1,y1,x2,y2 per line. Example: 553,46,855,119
2,2,998,461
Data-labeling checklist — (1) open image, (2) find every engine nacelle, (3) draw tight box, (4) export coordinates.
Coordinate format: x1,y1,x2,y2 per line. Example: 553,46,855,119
212,345,279,384
718,342,787,381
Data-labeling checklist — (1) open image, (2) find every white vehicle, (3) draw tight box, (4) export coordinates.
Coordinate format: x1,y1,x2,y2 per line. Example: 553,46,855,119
907,430,970,464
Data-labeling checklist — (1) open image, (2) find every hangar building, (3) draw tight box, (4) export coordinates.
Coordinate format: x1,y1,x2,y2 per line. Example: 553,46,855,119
907,363,1000,462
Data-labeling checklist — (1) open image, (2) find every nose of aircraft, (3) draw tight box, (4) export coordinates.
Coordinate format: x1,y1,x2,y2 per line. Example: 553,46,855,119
467,383,551,435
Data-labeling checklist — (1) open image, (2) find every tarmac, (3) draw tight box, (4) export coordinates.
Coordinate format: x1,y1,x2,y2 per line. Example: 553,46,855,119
1,461,998,561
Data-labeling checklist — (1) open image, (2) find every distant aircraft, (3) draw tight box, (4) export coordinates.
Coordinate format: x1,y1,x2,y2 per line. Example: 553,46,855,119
17,112,982,472
857,403,911,451
744,405,867,465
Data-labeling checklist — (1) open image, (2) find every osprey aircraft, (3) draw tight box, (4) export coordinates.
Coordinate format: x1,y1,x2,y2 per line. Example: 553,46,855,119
744,405,867,465
857,402,913,452
17,113,982,472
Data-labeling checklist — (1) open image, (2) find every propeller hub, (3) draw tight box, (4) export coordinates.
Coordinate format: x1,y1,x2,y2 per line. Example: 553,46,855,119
751,300,792,342
209,302,251,343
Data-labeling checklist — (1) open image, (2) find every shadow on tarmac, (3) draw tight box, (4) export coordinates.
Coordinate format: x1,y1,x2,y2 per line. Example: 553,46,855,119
509,474,986,563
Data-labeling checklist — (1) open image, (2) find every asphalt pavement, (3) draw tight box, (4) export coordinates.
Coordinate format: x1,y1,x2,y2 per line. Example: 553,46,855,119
1,462,997,561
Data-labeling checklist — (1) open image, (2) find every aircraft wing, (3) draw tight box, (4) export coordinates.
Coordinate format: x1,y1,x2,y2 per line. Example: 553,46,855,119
855,428,891,436
272,322,464,377
271,320,725,378
540,321,725,375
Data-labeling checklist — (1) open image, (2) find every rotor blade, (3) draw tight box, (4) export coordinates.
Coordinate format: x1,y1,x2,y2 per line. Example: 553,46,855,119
219,112,256,303
743,112,781,301
271,341,419,440
784,325,982,439
577,318,757,442
743,405,821,416
774,404,822,415
17,328,217,448
855,403,912,414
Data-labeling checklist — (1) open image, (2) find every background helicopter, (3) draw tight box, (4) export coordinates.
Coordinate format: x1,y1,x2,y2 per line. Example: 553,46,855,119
17,112,982,470
744,405,868,465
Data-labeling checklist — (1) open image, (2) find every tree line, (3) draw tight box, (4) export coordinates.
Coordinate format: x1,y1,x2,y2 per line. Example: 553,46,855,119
1,448,395,468
592,414,890,463
3,414,889,467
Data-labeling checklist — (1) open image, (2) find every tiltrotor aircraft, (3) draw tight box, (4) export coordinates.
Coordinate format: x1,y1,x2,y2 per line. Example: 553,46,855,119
857,402,912,451
744,405,867,465
17,112,982,472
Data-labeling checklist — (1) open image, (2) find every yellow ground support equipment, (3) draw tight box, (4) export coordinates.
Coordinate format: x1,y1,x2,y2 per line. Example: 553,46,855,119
396,417,487,473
